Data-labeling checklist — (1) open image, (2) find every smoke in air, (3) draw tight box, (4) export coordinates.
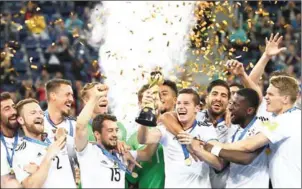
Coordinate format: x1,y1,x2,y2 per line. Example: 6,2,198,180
90,1,196,135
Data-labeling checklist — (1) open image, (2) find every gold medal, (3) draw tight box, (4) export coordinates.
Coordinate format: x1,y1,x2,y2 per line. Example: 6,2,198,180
113,162,118,168
185,158,192,166
131,172,138,178
9,168,14,175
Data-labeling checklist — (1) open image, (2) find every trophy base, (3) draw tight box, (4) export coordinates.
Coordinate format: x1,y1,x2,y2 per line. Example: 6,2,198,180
135,107,157,127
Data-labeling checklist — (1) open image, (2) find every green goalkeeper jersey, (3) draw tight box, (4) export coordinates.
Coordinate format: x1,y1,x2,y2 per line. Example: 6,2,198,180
126,131,165,189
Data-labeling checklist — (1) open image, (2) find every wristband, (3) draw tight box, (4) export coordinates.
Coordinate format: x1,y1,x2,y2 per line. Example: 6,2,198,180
211,145,222,157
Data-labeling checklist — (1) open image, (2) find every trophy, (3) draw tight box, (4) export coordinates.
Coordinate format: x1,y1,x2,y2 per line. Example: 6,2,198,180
135,70,164,126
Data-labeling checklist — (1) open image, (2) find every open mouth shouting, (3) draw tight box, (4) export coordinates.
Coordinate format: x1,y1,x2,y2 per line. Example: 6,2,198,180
65,101,72,109
34,118,44,126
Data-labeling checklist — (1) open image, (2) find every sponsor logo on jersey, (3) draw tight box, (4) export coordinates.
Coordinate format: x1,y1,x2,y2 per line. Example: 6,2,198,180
101,160,108,165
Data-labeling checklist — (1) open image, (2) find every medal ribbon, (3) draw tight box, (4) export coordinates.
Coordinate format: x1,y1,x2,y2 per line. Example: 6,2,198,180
96,144,132,175
0,133,19,169
181,120,197,162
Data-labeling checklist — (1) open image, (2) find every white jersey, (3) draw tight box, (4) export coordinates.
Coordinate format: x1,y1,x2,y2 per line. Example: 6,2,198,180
257,98,272,120
226,117,269,188
76,143,133,188
158,121,217,188
12,138,76,188
196,111,238,189
259,108,301,188
0,130,24,176
43,114,77,158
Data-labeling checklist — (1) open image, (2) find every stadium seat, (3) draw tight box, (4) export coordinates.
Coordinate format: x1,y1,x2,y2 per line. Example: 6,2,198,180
39,39,52,50
27,50,41,62
13,61,28,72
24,37,38,49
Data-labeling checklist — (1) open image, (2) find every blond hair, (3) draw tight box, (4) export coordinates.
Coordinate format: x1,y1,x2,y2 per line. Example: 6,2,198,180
16,98,39,116
269,76,299,103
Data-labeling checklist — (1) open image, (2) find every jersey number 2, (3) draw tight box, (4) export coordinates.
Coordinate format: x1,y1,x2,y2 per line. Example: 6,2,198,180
53,156,62,169
110,168,120,181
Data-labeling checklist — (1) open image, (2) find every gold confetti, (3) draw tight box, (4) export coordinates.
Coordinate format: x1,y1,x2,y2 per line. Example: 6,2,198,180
130,30,134,34
149,37,154,41
243,47,248,52
31,65,38,69
284,24,290,28
167,41,170,47
162,33,167,35
148,50,151,53
249,62,254,68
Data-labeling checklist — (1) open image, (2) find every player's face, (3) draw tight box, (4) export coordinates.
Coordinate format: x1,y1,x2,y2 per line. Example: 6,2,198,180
230,86,240,97
159,85,176,114
87,84,108,114
207,86,229,116
0,99,18,130
264,84,284,114
53,84,74,116
176,94,199,125
19,103,44,135
228,93,249,125
100,120,118,150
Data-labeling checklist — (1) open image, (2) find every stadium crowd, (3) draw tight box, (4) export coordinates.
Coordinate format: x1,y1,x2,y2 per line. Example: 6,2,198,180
0,1,301,189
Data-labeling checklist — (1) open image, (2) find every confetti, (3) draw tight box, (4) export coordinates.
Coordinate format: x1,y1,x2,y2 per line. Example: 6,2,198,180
243,47,248,52
30,65,38,69
29,57,33,63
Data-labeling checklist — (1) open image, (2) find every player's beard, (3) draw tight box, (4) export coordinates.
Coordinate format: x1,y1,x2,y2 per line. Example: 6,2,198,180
24,120,44,136
1,114,19,131
61,109,71,117
102,138,117,151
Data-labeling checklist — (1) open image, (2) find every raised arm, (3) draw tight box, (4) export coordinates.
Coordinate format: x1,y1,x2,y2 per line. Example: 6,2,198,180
158,111,184,135
249,33,287,85
75,85,108,152
136,143,159,161
137,125,162,144
227,60,263,99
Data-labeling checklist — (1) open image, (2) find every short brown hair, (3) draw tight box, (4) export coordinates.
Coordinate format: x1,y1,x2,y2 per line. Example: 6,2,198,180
16,98,39,116
178,88,200,106
80,82,100,100
45,79,72,99
92,114,117,133
137,84,149,103
270,76,299,103
0,92,12,102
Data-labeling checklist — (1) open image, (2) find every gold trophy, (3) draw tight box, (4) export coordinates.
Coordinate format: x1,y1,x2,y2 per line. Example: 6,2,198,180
135,70,164,127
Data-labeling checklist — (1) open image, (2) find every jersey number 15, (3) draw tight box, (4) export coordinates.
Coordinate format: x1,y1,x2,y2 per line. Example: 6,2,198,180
110,168,120,182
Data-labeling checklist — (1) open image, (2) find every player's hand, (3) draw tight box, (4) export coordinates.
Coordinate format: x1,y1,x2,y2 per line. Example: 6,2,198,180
203,142,214,153
116,141,131,155
92,84,109,100
46,136,66,160
122,151,142,171
141,89,154,108
265,33,287,58
226,60,245,76
177,131,193,145
55,127,67,141
23,162,39,174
